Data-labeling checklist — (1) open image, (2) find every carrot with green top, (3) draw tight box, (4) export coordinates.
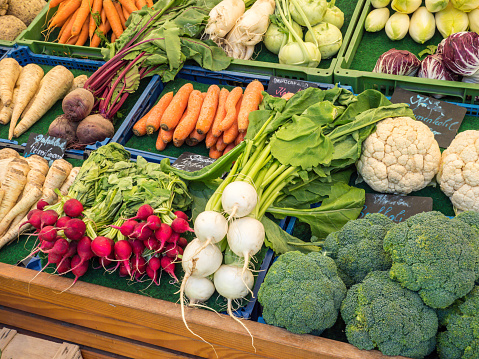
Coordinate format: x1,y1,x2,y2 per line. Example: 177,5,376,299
211,87,229,138
118,0,137,13
90,20,110,47
218,87,242,132
75,17,90,46
122,4,130,20
103,0,123,38
89,0,102,40
209,146,222,159
195,84,219,135
49,0,67,9
71,0,90,36
238,80,263,133
114,1,126,29
161,83,194,131
156,130,167,151
146,91,173,134
223,95,242,144
59,8,79,43
135,0,146,9
49,0,81,28
173,90,203,146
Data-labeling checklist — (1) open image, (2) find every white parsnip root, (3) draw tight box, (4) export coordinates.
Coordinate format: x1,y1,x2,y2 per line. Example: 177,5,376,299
205,0,245,41
0,58,21,107
43,158,73,193
0,87,19,125
0,158,30,222
60,167,80,196
0,148,20,160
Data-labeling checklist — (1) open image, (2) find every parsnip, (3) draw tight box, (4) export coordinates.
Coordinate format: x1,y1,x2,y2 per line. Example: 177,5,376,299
59,167,80,196
43,158,72,193
0,148,20,160
205,0,245,41
0,189,4,209
9,64,44,140
21,169,46,199
14,66,74,138
21,78,42,120
0,87,20,125
0,58,21,107
26,155,49,175
0,158,30,222
0,186,42,236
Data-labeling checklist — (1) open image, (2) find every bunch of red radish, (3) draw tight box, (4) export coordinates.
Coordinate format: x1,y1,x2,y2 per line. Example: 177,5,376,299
24,200,193,289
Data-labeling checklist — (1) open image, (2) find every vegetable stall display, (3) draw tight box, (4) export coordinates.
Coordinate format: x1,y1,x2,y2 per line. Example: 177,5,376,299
0,0,44,41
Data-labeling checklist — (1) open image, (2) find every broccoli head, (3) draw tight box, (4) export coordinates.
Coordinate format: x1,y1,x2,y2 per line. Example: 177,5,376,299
322,213,395,286
257,251,346,335
341,271,438,359
437,286,479,359
383,211,479,309
455,210,479,232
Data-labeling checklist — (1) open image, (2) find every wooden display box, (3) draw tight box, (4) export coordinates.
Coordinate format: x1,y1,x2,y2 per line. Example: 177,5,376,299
0,263,399,358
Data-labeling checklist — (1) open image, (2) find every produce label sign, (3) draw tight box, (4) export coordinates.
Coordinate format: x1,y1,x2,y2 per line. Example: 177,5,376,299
267,76,318,97
173,152,216,172
390,88,466,148
24,133,67,165
359,193,433,223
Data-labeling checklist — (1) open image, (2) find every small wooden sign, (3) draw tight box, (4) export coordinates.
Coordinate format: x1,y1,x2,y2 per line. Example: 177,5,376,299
390,88,466,148
172,152,216,172
358,193,433,223
267,76,319,97
24,133,67,165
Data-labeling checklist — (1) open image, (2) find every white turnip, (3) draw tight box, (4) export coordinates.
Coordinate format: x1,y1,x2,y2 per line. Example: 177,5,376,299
221,181,258,218
185,276,216,305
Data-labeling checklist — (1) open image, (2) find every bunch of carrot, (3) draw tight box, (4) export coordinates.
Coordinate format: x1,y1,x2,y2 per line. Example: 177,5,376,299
132,80,264,159
46,0,152,47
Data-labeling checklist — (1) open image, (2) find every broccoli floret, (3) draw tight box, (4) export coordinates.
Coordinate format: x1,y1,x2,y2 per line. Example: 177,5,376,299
341,271,438,359
455,211,479,232
257,251,346,335
437,286,479,359
383,211,479,309
322,213,395,286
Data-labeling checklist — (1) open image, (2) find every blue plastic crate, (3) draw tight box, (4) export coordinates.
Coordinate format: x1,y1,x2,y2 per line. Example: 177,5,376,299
112,65,353,162
0,46,11,60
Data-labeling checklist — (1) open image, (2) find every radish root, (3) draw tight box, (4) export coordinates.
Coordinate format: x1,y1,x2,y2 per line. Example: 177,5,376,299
227,298,256,352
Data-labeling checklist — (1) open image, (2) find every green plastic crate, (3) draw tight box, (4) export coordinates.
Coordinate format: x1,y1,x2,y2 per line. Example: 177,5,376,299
334,0,479,104
17,6,103,59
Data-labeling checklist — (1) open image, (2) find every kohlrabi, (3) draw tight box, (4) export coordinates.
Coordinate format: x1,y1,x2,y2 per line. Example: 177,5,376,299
263,20,303,55
289,0,327,26
305,22,343,59
322,0,344,29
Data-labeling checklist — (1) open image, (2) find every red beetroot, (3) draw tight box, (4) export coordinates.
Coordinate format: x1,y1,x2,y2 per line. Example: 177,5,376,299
146,215,161,231
64,218,86,241
63,199,84,218
167,231,179,245
38,226,57,242
154,223,172,251
170,217,193,234
36,200,49,210
160,256,178,282
57,257,71,275
129,239,145,256
91,236,114,258
114,240,132,276
144,236,159,251
177,237,188,248
41,210,59,228
56,216,72,229
174,211,188,221
132,204,154,221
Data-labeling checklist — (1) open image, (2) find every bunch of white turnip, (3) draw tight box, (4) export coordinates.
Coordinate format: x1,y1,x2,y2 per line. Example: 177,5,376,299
180,180,265,348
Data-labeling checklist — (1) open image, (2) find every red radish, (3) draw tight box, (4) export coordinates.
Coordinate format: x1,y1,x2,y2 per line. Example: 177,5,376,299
167,231,180,245
56,216,72,228
44,237,69,256
36,200,49,210
41,210,59,228
57,257,71,275
48,251,63,265
171,217,193,234
91,236,114,258
132,254,146,276
111,219,138,237
40,239,55,252
63,199,84,218
69,254,89,286
144,236,159,251
27,209,42,220
38,226,57,242
99,255,114,268
56,240,78,271
161,256,178,282
177,237,188,248
22,210,43,230
146,266,160,285
132,204,154,221
129,239,145,256
114,240,132,276
64,218,86,241
155,223,172,250
119,262,130,277
146,215,161,231
165,243,183,259
148,256,161,271
130,222,153,241
77,236,94,262
174,211,188,221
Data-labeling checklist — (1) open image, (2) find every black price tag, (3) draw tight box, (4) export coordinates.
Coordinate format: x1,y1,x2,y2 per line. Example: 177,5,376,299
173,152,216,172
267,76,318,97
359,193,433,223
24,133,67,165
390,88,466,148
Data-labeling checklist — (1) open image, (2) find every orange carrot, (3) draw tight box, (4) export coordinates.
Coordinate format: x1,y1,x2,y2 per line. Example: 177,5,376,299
67,34,80,44
90,20,110,47
132,116,148,136
195,84,219,135
219,87,242,132
71,0,90,36
156,130,167,151
58,12,73,40
49,0,81,28
215,134,227,152
75,17,90,46
103,0,123,38
205,129,218,149
186,129,206,146
58,9,79,43
50,0,67,8
161,128,175,144
145,92,173,135
173,90,204,146
89,0,102,40
118,0,137,13
174,139,185,147
238,80,263,133
223,143,235,155
122,5,130,20
161,83,194,131
114,1,126,29
235,131,246,146
146,0,153,6
223,95,242,144
135,0,146,8
209,146,222,159
211,88,229,138
111,32,117,42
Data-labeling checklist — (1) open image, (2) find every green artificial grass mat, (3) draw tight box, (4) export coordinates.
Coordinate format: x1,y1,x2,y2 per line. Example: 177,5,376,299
253,0,360,70
0,64,149,147
126,78,238,159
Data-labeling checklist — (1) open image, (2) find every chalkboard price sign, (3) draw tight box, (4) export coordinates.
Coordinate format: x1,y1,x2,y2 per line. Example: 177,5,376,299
390,88,466,148
359,193,433,223
267,76,318,97
173,152,216,172
24,133,67,165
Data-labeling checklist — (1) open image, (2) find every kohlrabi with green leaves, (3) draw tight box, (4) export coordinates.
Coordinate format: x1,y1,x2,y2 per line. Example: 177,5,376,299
305,22,343,59
322,0,344,29
289,0,327,26
263,19,303,54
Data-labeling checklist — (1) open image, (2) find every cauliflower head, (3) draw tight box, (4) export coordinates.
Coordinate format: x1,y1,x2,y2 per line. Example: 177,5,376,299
257,251,346,335
341,271,438,359
437,130,479,212
357,116,441,194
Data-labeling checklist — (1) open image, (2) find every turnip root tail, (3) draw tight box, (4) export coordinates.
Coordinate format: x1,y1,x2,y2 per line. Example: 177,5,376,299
242,252,255,298
180,272,218,357
227,298,256,352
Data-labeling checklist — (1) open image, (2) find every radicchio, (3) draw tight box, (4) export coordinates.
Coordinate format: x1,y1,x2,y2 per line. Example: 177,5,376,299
373,49,421,76
442,31,479,76
436,38,446,55
418,54,459,82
